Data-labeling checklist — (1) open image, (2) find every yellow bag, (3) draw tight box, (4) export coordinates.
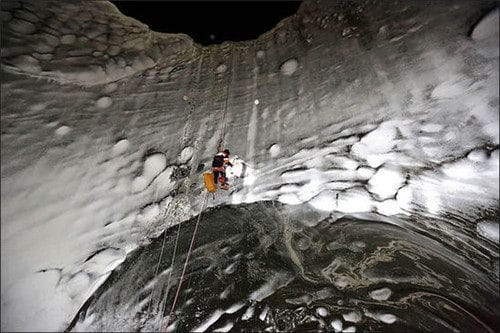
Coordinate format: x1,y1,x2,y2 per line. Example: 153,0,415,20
203,172,217,193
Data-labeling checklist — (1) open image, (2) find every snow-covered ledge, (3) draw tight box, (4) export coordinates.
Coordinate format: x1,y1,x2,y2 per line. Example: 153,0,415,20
1,1,498,331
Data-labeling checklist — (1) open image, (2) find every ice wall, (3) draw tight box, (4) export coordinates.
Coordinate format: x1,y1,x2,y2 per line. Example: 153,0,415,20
1,0,498,331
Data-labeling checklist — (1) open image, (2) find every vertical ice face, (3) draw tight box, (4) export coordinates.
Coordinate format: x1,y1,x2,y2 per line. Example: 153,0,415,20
1,0,498,331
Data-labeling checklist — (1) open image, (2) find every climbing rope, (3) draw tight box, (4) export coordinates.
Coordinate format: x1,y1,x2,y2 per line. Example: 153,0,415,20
142,52,208,326
217,78,231,152
161,191,210,331
155,49,234,332
156,221,182,324
142,198,178,323
217,47,234,152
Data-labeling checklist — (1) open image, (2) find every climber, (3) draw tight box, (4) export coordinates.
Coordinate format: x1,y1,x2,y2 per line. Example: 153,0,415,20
212,149,233,190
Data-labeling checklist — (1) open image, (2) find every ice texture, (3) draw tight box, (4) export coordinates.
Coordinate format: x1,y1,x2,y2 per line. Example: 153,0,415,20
0,0,498,331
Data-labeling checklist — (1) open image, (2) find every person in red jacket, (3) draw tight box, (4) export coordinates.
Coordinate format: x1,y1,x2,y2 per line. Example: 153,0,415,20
212,149,233,190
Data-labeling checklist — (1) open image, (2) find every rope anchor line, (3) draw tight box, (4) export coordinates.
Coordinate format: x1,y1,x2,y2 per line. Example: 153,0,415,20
154,51,233,332
161,191,210,331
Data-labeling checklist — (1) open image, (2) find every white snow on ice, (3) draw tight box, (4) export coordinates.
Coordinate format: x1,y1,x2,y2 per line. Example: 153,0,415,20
369,287,393,301
477,220,499,243
280,58,298,76
0,1,498,332
55,125,72,136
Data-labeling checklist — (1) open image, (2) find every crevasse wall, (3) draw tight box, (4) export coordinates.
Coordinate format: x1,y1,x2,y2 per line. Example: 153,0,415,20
1,0,498,331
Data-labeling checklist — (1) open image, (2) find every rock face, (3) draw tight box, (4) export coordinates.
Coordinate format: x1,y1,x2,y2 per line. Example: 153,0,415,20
1,0,498,331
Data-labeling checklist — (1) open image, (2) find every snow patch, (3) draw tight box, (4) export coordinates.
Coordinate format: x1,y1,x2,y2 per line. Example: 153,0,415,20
308,190,337,212
241,306,255,320
192,309,224,332
249,273,291,302
421,124,443,133
342,311,362,323
213,322,234,332
55,126,72,136
112,139,130,156
431,79,470,99
477,220,499,243
179,146,194,163
365,311,397,324
132,153,167,192
467,149,488,162
336,189,373,213
376,200,402,215
96,96,113,109
269,144,281,158
331,319,343,332
278,193,302,205
369,287,392,301
368,166,405,200
225,302,245,314
259,306,270,321
316,307,329,317
471,8,499,41
280,59,298,76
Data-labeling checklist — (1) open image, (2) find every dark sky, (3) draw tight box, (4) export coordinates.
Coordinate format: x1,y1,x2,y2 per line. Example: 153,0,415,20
111,1,302,45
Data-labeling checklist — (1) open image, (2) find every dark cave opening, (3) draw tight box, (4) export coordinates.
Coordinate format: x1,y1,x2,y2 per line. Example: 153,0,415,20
111,1,302,46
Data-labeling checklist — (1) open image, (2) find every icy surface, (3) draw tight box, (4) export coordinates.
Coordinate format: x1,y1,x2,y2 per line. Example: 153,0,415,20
0,0,498,331
477,220,499,243
369,287,392,301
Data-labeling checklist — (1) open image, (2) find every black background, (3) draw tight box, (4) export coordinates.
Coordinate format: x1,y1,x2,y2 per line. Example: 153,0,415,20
111,1,302,45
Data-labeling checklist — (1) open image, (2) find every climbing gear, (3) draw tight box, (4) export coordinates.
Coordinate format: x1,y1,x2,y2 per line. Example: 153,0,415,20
162,192,210,331
203,172,217,193
161,48,234,332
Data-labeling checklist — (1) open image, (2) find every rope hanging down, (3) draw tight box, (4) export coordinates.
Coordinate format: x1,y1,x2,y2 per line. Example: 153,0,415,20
161,191,210,331
159,50,234,332
217,51,234,152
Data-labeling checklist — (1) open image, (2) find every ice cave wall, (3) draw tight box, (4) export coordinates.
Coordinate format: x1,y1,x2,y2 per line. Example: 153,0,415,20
1,0,498,331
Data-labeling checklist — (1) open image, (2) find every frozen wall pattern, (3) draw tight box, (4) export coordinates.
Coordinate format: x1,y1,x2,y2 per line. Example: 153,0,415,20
1,0,498,331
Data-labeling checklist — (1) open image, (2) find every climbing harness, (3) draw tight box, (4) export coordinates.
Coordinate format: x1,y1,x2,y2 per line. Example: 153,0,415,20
154,49,234,332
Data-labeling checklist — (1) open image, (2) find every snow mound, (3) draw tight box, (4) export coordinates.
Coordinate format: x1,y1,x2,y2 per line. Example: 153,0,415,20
369,287,392,301
55,126,72,136
477,220,499,243
269,144,281,158
112,139,130,156
96,96,113,109
280,59,298,76
471,8,499,41
179,146,194,163
342,311,362,323
331,319,343,332
368,166,405,200
132,153,167,193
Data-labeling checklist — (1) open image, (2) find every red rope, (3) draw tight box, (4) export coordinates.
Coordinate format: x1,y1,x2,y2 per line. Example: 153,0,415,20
161,192,209,331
